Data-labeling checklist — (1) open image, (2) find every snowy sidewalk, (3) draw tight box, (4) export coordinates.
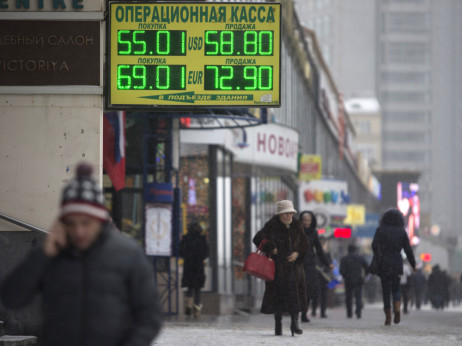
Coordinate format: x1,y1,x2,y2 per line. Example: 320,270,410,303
153,303,462,345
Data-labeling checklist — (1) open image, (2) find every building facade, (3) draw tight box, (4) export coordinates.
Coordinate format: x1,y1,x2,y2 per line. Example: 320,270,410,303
295,0,462,270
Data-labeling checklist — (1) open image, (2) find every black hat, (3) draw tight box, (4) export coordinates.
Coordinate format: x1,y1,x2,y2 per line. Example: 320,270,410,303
60,162,108,221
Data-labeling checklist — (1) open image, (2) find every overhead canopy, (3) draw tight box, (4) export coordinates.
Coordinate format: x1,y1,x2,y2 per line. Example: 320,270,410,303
130,108,264,129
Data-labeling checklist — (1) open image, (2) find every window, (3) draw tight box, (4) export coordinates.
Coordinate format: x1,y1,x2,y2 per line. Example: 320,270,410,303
383,132,426,143
383,111,429,122
381,91,430,103
383,0,429,4
382,42,429,64
354,121,371,134
384,151,426,162
381,71,431,84
382,13,430,33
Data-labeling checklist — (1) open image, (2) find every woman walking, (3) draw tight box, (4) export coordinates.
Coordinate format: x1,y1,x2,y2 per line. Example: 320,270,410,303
179,222,210,318
253,200,309,336
371,208,416,325
299,211,332,321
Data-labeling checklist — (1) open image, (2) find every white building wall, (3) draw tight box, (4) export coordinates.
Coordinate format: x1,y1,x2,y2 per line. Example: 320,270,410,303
0,0,105,231
0,95,103,231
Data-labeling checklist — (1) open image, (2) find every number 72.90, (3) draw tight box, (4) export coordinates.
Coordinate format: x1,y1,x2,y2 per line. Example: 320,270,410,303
204,65,273,90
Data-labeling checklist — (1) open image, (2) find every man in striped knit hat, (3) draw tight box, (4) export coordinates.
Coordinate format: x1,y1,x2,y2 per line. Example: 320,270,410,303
1,162,162,346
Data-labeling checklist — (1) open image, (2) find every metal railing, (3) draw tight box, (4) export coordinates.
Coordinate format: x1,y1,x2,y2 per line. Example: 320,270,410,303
0,212,48,234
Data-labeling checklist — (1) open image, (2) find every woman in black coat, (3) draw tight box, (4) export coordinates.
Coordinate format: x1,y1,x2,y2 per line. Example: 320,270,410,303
371,208,416,325
252,200,309,337
179,222,209,318
299,210,332,322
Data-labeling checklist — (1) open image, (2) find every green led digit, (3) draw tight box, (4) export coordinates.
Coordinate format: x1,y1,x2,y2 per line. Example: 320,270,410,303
220,31,233,55
244,66,257,90
244,31,257,55
205,31,218,55
206,66,219,88
133,65,146,89
181,32,186,54
259,31,273,55
118,30,131,55
132,30,146,55
157,31,170,55
220,66,233,90
181,66,186,89
156,66,170,89
117,65,131,89
258,66,273,90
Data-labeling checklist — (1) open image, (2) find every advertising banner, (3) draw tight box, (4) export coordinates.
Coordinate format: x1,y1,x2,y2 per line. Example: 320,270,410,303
298,154,322,181
298,179,349,221
145,204,172,256
343,204,366,225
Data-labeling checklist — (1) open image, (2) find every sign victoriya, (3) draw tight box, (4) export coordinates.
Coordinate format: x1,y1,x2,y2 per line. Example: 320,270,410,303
107,1,281,109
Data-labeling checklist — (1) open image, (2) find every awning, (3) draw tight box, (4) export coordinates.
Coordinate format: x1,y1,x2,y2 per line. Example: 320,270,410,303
129,108,264,130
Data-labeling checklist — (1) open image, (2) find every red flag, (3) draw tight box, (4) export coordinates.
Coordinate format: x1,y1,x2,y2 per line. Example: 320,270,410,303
103,111,125,191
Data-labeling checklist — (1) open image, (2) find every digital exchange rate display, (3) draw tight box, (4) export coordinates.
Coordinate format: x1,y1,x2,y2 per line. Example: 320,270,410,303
107,2,281,109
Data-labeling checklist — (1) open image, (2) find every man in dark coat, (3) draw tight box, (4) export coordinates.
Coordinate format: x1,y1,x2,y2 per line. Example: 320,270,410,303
413,266,426,310
427,265,447,309
179,222,209,318
253,200,309,337
371,208,416,326
0,162,162,346
340,244,369,319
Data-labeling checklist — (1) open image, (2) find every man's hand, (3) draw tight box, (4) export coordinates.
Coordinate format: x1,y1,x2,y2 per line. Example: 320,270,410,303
272,248,278,255
287,252,299,262
43,220,68,257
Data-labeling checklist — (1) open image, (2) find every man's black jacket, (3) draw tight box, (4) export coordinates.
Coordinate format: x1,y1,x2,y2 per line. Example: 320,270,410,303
0,223,162,346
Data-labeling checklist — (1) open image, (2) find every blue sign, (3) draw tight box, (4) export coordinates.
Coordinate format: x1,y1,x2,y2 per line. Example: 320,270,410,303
355,213,379,238
144,182,173,203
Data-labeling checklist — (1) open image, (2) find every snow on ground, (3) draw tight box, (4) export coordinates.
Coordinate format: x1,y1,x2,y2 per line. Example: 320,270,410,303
153,303,462,345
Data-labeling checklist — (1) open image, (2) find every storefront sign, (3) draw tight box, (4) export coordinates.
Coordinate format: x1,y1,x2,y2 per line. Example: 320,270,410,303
0,20,100,86
355,213,380,238
298,154,322,181
180,123,299,172
144,182,173,203
0,0,86,11
234,124,298,172
298,179,349,218
106,1,281,109
343,204,366,225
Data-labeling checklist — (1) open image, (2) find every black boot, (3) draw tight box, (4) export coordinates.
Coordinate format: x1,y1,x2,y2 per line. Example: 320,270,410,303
274,313,282,336
301,312,310,323
290,314,303,337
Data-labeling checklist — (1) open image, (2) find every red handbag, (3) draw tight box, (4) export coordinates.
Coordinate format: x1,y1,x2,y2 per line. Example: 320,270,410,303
242,239,275,281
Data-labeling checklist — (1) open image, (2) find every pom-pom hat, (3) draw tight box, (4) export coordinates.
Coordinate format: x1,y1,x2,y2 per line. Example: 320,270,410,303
276,200,297,215
60,162,109,221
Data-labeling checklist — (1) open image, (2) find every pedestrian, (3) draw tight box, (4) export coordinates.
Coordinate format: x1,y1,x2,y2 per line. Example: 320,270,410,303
371,208,416,326
0,162,162,346
299,210,332,322
427,265,446,310
314,237,333,319
442,270,451,308
400,260,413,314
340,244,369,319
413,265,426,310
179,222,209,318
253,200,309,337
